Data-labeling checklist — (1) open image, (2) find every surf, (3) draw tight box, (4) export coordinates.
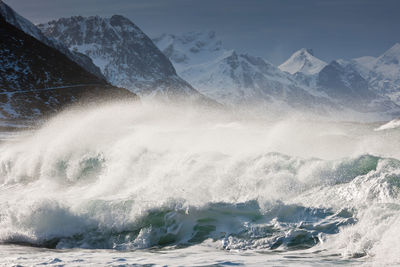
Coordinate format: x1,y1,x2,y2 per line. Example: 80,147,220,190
0,101,399,265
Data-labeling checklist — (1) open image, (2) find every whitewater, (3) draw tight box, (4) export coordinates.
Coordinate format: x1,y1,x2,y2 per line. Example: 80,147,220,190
0,101,400,266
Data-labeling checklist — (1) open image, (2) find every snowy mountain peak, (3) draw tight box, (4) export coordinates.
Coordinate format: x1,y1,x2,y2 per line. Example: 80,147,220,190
38,15,176,84
378,43,400,65
279,48,327,75
305,48,314,56
386,43,400,53
357,43,400,84
152,31,224,66
297,48,314,56
153,31,334,111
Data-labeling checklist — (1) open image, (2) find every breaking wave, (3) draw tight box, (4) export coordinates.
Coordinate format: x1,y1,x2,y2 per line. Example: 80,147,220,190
0,102,399,265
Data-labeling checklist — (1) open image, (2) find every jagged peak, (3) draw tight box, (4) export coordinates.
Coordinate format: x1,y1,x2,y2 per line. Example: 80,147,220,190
38,14,147,47
279,48,327,75
380,43,400,58
296,48,314,56
109,14,137,27
369,43,400,70
306,48,314,56
388,42,400,51
41,14,141,32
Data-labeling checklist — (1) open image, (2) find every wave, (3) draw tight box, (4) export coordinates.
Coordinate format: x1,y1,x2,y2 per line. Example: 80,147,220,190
0,200,355,251
0,102,399,264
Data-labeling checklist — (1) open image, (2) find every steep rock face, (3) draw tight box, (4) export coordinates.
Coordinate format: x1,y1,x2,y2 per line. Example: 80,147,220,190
0,1,104,79
0,15,136,119
38,16,210,103
279,48,327,75
153,32,333,112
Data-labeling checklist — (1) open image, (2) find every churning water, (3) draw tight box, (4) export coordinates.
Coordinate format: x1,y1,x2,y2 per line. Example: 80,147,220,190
0,102,399,266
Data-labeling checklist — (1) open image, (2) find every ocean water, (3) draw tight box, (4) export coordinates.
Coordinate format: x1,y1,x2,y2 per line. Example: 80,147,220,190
0,102,399,266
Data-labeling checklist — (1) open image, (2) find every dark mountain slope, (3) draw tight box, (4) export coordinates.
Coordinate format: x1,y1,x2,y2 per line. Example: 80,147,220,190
0,17,136,119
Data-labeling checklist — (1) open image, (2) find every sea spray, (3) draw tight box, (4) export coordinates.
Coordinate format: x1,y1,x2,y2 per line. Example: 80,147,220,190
0,102,399,264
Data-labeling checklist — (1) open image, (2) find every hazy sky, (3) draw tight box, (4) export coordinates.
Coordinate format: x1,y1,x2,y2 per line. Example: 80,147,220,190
4,0,400,65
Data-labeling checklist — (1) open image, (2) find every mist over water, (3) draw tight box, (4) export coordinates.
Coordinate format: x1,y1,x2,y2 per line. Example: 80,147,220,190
0,101,400,265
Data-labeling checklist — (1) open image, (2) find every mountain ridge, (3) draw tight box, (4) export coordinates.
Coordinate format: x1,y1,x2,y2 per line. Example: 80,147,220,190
153,31,336,113
0,1,105,80
0,4,137,119
38,15,215,105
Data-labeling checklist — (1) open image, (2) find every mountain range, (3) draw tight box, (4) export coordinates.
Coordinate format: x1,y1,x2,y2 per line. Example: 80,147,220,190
339,44,400,105
0,0,399,121
153,31,400,117
280,44,400,113
152,32,334,113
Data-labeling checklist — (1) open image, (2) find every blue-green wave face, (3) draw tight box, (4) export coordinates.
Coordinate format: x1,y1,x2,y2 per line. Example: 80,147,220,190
0,103,399,263
3,201,355,250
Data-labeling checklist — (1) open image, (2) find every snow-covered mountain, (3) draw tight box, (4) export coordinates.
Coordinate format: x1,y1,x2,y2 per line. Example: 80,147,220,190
0,4,136,119
340,44,400,104
316,61,397,112
279,48,327,75
362,43,400,82
0,1,104,80
2,0,399,119
277,47,400,115
38,16,212,103
153,31,333,112
152,31,224,71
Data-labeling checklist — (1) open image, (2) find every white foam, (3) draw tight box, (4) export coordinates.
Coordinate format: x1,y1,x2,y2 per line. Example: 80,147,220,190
0,101,399,265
